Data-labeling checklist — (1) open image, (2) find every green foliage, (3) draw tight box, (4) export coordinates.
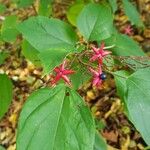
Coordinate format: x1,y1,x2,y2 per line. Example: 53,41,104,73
17,16,77,52
114,71,130,116
77,3,114,41
17,84,95,150
114,69,150,145
21,40,41,66
0,51,9,65
38,0,53,17
94,131,107,150
1,0,148,148
0,3,6,13
114,71,129,101
1,15,19,43
67,2,84,26
0,74,13,119
0,145,5,150
122,0,144,28
16,0,34,7
38,48,72,74
71,64,90,89
126,68,150,145
105,33,145,56
108,0,118,13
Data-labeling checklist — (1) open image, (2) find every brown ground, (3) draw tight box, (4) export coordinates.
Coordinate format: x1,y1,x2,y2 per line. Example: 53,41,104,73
0,0,150,150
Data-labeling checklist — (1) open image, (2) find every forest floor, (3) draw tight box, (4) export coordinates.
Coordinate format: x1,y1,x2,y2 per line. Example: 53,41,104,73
0,0,150,150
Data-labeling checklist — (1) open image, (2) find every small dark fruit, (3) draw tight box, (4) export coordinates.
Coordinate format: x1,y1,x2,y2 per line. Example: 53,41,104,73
99,72,107,80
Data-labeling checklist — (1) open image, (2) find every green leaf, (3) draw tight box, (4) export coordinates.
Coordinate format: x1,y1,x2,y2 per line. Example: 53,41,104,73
95,119,106,130
108,0,118,13
114,70,129,100
17,0,34,7
17,16,77,52
94,131,107,150
122,0,144,28
77,3,113,41
0,145,6,150
1,15,19,43
67,3,84,26
38,48,71,74
114,71,130,116
17,84,95,150
0,3,6,13
105,33,145,56
0,51,9,65
22,40,41,66
0,34,2,41
38,0,53,17
75,0,84,2
126,68,150,145
71,64,90,89
0,74,13,119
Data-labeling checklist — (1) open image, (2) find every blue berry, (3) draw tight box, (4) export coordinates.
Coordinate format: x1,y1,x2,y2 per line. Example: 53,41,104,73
99,73,107,80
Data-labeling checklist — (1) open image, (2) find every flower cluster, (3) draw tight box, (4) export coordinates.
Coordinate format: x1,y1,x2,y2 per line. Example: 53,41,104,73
89,66,106,87
51,60,75,87
124,25,133,35
90,42,111,65
50,42,111,87
89,42,111,87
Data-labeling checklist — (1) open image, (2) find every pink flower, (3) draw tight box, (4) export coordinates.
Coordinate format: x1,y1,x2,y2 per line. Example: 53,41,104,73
90,42,112,65
124,25,133,35
51,60,75,86
89,66,103,87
